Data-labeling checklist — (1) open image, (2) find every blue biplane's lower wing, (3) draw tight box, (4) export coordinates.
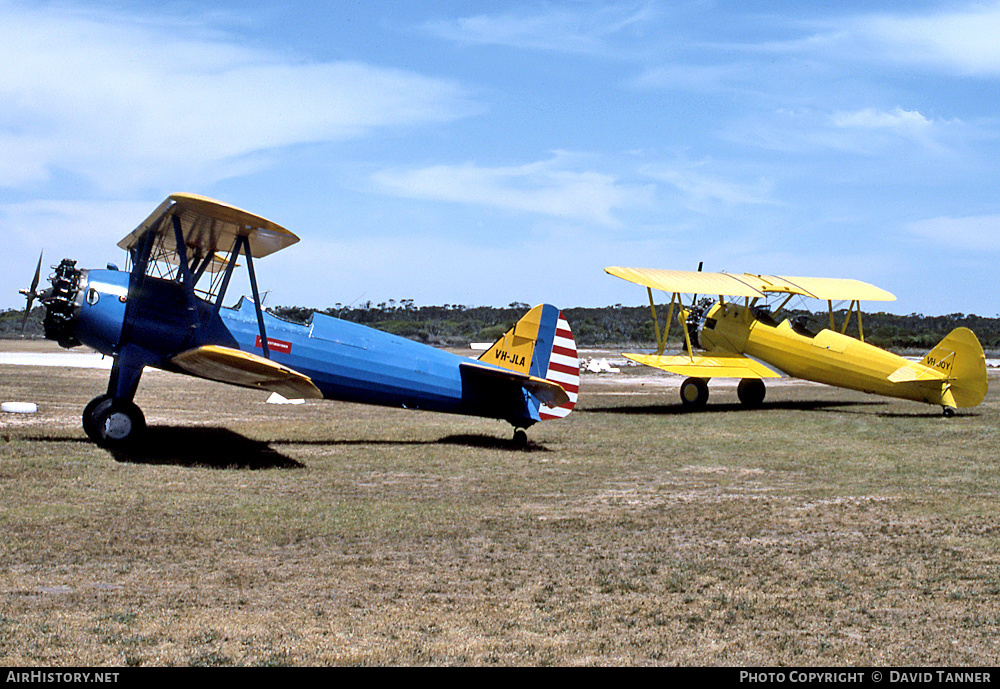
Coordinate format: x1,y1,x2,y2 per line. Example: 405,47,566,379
171,345,323,400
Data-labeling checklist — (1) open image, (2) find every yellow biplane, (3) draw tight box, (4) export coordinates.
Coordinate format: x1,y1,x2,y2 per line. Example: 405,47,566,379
606,266,988,416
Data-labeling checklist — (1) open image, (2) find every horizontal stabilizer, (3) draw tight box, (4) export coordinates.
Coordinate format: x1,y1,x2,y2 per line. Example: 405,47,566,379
172,345,322,400
887,362,948,384
460,361,570,408
624,352,781,379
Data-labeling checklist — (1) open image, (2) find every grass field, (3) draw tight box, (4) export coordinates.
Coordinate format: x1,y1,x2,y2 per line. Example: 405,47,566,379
2,341,999,666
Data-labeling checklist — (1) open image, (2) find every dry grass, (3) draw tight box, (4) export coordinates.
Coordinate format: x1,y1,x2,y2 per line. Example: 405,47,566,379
2,341,1000,666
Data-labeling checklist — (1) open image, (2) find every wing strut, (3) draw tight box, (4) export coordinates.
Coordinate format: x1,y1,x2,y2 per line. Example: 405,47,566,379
213,237,241,315
240,234,270,359
827,299,866,342
647,287,678,356
170,214,202,345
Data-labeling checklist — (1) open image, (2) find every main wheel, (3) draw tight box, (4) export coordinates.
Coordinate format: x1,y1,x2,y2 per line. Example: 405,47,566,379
512,428,528,449
82,394,112,442
679,377,709,409
737,378,766,408
85,398,146,448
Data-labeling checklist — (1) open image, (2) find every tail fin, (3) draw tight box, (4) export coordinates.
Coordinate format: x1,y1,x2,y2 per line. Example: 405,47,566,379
478,304,579,420
920,327,988,408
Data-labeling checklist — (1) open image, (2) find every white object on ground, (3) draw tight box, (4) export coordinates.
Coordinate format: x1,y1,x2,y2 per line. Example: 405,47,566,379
266,392,305,405
2,402,37,413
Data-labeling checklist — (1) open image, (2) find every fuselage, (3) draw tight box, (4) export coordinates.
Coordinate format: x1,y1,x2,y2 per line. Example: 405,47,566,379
64,267,538,424
697,301,949,406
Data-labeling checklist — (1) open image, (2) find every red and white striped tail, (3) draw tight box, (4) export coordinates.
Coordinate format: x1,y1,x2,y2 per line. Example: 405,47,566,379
539,312,579,420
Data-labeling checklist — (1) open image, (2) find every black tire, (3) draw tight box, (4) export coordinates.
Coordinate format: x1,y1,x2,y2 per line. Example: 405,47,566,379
737,378,766,408
512,429,528,449
82,394,112,442
86,398,146,448
680,377,709,409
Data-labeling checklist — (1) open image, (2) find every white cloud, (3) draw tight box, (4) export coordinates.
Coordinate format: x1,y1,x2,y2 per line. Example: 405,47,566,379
629,63,739,92
829,107,943,151
0,3,478,194
642,164,775,212
832,107,930,133
858,3,1000,76
907,215,1000,251
422,2,658,56
371,155,654,227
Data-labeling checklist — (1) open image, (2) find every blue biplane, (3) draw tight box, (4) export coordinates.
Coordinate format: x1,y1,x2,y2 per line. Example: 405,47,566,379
20,194,579,448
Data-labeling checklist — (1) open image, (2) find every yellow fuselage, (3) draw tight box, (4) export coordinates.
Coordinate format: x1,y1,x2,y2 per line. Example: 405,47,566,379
699,302,946,406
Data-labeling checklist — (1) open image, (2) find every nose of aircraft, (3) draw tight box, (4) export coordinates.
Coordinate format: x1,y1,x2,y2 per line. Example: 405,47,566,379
40,258,85,348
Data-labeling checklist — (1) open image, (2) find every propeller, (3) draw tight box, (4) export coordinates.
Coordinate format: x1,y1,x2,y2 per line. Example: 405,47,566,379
18,251,44,331
691,261,704,306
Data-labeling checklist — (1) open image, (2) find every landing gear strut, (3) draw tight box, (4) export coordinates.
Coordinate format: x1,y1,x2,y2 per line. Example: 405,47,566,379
83,395,146,448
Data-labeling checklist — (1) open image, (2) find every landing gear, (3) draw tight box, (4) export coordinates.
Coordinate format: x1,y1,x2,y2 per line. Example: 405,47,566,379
737,378,766,408
942,406,956,418
82,394,112,441
83,395,146,448
680,377,709,409
512,428,528,449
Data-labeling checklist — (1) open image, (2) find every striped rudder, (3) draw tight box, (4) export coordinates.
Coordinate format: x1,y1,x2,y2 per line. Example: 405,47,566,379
538,311,579,420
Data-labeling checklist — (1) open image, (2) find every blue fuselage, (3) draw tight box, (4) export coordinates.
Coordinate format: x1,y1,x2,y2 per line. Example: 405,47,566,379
73,269,537,425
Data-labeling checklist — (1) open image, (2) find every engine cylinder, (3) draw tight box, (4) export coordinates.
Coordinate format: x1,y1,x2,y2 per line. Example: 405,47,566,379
43,259,84,348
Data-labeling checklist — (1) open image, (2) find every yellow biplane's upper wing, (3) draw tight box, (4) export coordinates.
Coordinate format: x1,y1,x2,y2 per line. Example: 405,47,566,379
623,352,782,379
171,345,322,400
605,267,767,297
606,267,896,302
749,275,896,302
118,193,300,259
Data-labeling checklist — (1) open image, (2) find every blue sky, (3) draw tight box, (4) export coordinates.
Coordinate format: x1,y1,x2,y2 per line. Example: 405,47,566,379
2,0,999,317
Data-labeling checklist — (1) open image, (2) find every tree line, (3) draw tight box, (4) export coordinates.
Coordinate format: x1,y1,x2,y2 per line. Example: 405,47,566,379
4,301,1000,351
259,301,1000,351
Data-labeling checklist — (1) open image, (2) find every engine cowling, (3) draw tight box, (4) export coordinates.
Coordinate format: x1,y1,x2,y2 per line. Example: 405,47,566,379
42,259,85,348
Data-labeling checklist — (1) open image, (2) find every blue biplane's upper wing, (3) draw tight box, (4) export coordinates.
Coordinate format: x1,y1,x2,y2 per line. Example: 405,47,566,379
118,193,300,259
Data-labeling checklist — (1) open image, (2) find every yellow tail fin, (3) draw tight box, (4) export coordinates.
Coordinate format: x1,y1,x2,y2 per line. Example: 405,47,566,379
921,327,988,408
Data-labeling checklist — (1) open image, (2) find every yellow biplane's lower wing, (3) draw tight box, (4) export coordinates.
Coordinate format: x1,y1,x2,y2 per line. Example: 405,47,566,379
624,352,781,379
171,345,323,400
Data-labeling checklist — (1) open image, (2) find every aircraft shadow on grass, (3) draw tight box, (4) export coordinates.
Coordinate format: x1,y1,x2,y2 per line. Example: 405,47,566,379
583,399,892,416
103,427,546,467
584,399,980,418
269,433,551,453
104,426,305,468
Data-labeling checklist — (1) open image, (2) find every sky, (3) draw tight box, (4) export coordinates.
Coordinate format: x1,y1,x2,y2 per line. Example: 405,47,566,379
2,0,1000,317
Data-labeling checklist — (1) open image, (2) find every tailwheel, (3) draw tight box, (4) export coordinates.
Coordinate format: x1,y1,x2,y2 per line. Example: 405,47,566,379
512,428,528,449
680,377,709,409
942,406,956,418
84,396,146,448
737,378,766,408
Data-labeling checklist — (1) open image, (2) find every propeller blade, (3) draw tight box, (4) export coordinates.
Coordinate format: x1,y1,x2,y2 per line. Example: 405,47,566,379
30,251,42,293
19,251,44,331
692,261,703,306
